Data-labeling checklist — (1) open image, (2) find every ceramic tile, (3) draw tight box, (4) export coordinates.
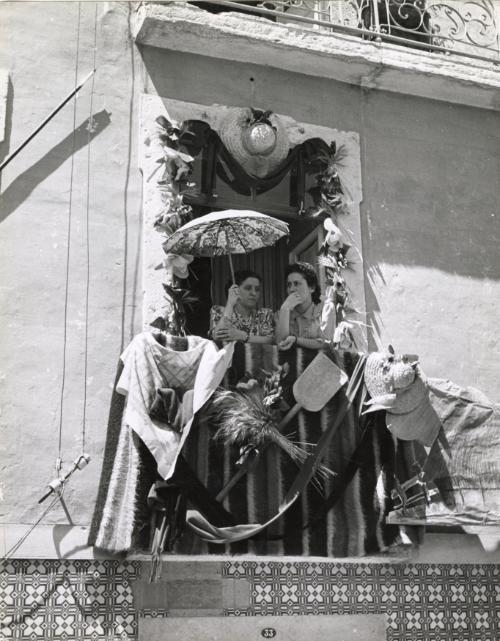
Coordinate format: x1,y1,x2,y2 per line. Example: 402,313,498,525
0,560,139,641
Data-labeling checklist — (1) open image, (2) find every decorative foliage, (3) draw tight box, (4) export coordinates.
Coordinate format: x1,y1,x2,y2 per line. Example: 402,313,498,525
207,365,332,484
150,114,200,335
149,283,199,336
153,115,196,235
163,253,194,279
246,108,277,131
302,140,359,349
304,141,350,220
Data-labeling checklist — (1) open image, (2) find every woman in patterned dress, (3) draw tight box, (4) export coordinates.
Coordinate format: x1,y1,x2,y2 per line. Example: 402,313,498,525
210,270,274,344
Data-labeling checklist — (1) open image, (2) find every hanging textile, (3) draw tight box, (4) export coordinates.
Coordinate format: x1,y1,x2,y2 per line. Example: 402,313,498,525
89,332,234,553
182,119,330,200
180,343,400,557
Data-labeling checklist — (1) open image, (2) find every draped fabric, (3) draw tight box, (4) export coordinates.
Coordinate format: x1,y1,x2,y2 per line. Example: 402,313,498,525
179,343,400,557
392,380,500,526
90,339,399,556
90,334,500,556
182,119,331,201
88,333,234,553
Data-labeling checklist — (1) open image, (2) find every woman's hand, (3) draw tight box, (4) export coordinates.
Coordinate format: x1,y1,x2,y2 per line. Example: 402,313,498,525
281,292,302,311
278,335,297,351
226,284,241,308
214,323,246,342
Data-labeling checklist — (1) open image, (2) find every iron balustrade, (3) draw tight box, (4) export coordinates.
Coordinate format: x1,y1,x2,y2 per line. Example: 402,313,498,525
191,0,500,63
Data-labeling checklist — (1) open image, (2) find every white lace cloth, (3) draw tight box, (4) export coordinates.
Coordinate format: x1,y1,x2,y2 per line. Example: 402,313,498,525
117,332,234,479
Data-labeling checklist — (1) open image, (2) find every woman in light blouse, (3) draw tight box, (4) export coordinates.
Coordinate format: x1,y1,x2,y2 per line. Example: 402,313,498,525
210,269,274,344
276,262,334,351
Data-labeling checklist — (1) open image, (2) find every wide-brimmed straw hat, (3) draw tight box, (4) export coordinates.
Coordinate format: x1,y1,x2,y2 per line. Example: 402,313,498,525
218,108,290,178
363,351,441,446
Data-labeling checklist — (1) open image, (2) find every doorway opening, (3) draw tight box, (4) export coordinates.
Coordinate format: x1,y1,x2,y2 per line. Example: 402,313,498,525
184,211,324,338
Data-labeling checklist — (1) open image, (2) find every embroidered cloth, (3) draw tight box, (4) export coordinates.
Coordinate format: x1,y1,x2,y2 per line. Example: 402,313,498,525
117,332,234,479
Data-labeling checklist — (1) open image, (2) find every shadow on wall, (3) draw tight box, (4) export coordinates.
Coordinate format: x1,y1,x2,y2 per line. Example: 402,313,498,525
0,109,111,224
362,262,384,351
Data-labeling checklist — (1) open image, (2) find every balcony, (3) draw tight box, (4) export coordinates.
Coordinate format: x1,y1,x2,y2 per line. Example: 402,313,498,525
133,0,500,111
194,0,500,63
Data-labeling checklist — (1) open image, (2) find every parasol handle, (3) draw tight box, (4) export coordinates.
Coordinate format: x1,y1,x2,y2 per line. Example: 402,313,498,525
228,254,236,284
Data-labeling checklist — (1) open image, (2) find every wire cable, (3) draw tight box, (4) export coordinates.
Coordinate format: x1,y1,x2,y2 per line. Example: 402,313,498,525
57,2,82,462
1,491,64,561
81,3,98,453
2,2,93,564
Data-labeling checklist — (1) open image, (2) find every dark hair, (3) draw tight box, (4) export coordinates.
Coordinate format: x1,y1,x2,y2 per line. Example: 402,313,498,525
285,262,321,304
224,269,262,297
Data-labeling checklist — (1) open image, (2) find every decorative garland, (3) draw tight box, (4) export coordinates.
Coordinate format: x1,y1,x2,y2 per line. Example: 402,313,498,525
150,109,360,347
303,140,358,349
149,115,199,335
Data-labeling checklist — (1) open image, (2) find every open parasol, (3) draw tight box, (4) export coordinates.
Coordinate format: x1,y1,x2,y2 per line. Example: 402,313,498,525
163,209,289,281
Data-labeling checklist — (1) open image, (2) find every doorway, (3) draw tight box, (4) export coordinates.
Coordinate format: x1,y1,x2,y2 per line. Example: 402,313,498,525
184,215,322,337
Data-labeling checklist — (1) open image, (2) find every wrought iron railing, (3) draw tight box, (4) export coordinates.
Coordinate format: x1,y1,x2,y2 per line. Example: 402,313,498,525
204,0,500,63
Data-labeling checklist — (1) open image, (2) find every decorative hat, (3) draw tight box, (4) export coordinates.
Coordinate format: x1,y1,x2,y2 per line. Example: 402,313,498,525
363,351,441,446
218,107,290,179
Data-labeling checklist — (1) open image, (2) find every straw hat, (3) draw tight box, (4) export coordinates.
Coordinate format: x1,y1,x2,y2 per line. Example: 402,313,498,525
218,108,290,179
363,351,441,446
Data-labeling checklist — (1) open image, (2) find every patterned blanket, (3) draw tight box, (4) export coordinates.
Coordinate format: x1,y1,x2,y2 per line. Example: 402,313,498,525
89,339,400,556
179,343,400,556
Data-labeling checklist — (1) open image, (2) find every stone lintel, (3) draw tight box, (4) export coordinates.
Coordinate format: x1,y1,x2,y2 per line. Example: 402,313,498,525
132,2,500,112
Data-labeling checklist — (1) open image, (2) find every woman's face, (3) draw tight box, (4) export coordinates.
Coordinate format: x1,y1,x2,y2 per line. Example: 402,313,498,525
237,277,261,309
287,271,314,305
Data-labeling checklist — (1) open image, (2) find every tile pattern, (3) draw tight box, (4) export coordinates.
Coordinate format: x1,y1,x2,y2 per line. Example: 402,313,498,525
223,561,500,641
0,560,140,641
2,559,500,641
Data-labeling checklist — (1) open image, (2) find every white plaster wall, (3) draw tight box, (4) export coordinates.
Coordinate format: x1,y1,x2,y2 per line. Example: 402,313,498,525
0,0,499,544
0,2,143,525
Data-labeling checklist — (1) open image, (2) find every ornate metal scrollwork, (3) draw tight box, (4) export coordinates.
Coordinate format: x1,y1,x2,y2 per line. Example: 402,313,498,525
254,0,499,57
428,1,498,51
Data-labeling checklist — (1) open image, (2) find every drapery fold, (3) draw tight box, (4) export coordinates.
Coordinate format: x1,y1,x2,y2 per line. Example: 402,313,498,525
89,333,500,556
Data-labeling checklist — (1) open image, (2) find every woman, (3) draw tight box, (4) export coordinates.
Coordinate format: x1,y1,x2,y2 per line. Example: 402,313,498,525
210,269,274,344
276,262,334,351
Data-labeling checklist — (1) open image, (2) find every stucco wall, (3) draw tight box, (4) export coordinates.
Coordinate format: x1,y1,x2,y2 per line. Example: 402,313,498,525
140,45,500,400
0,2,143,525
0,1,499,537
